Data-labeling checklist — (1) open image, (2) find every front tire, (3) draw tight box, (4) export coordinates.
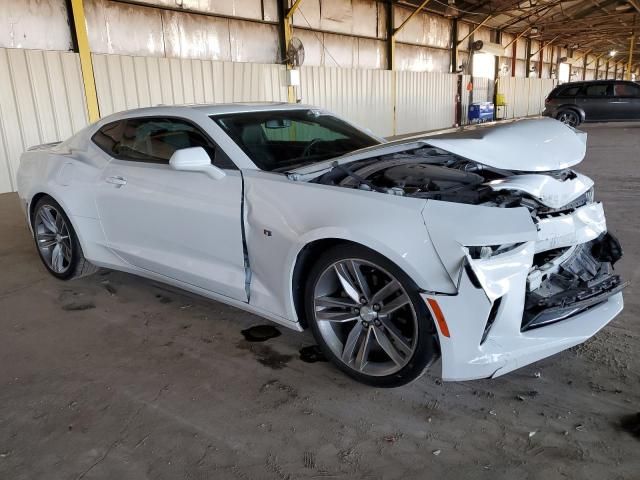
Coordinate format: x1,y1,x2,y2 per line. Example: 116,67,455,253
305,244,438,387
31,196,98,280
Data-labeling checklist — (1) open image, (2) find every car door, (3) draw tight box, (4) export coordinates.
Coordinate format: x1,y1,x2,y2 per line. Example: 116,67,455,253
576,82,613,121
612,82,640,120
93,116,247,301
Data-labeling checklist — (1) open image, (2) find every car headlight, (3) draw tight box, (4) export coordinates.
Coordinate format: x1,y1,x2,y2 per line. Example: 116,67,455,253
467,243,526,260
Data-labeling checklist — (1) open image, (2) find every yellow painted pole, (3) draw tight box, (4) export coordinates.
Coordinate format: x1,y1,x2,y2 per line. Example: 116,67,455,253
627,35,635,80
283,0,304,103
70,0,100,123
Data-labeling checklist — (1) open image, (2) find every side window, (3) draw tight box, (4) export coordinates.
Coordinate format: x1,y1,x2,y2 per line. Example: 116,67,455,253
583,84,611,97
117,117,218,164
559,86,580,97
97,117,235,169
614,83,640,98
92,121,124,156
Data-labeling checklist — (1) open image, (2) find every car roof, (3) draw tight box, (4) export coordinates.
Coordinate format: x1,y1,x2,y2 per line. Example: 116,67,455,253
557,80,635,87
95,102,330,126
107,102,320,118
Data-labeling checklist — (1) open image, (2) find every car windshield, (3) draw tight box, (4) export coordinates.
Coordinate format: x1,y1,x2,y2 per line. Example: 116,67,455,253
212,110,379,172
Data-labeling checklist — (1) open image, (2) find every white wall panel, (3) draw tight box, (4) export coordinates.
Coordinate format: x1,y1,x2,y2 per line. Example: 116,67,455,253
293,0,386,39
497,77,557,120
86,0,280,63
292,28,387,69
0,48,88,193
299,66,395,137
393,6,451,49
395,44,451,73
85,0,167,57
92,54,288,117
395,71,457,134
132,0,265,20
0,0,72,51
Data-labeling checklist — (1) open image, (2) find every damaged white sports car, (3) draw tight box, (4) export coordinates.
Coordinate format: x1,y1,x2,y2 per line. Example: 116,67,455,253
17,104,624,387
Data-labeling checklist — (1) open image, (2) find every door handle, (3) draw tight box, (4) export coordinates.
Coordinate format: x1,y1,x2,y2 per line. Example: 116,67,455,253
105,175,127,187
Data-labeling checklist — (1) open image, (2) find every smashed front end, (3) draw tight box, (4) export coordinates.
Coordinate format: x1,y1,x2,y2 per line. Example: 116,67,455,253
309,122,625,381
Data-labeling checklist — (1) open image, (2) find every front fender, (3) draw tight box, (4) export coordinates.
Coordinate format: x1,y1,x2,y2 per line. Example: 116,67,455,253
243,171,456,324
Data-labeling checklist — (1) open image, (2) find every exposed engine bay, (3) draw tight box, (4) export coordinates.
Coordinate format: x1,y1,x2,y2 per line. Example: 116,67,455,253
313,146,581,210
314,145,625,331
315,148,488,202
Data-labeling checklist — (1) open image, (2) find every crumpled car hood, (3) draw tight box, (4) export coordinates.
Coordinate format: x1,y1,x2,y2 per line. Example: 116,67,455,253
426,118,587,172
290,118,587,179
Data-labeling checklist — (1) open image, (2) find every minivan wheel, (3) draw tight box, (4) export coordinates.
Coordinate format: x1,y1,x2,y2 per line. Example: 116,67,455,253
557,110,580,127
305,244,438,387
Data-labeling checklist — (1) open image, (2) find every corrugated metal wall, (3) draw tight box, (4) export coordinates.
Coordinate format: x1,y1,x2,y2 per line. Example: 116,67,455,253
93,54,456,138
0,48,88,193
395,71,456,135
497,77,557,119
299,65,395,137
0,48,557,193
92,54,288,117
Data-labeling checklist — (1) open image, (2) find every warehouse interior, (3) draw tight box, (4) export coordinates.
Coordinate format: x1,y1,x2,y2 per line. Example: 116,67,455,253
1,1,639,478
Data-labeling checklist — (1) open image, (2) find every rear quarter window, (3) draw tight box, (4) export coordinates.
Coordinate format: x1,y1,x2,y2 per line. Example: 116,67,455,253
92,121,123,156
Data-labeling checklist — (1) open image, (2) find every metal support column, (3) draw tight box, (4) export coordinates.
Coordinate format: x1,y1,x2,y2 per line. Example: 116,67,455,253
538,41,544,78
627,35,635,80
387,1,395,70
451,18,461,126
493,30,501,120
525,37,532,77
69,0,100,122
450,17,458,73
280,0,303,103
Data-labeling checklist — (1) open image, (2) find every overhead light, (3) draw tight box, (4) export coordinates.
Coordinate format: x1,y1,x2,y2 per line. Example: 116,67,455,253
444,0,459,18
610,50,617,57
530,26,539,34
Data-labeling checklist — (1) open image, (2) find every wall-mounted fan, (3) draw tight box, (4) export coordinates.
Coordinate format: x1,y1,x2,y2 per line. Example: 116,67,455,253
286,37,305,67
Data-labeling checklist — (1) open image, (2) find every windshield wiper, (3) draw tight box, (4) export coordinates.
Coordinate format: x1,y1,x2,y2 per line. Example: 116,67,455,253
273,160,319,172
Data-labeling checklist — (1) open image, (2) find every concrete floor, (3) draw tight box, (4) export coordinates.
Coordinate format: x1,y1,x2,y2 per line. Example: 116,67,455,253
1,123,639,480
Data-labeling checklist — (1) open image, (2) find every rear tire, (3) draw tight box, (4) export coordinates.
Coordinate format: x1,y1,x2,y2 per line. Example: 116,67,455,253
556,109,581,127
304,244,438,388
31,196,99,280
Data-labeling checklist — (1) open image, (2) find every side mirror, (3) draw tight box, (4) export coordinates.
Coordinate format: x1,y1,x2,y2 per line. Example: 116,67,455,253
169,147,226,180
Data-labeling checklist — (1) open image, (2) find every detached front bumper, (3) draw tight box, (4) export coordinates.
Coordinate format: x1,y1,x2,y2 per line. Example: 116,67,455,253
422,200,624,381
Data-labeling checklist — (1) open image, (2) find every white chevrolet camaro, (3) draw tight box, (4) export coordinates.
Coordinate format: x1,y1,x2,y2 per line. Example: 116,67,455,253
17,103,625,387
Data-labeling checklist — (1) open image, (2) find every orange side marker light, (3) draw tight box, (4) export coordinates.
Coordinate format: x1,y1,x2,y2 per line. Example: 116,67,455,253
426,298,450,338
